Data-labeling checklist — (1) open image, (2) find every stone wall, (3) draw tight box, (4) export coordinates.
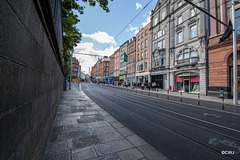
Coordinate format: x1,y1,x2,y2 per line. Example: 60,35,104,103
0,0,64,160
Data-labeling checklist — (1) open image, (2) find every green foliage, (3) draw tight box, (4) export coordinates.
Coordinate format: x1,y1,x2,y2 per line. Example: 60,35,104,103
62,0,113,62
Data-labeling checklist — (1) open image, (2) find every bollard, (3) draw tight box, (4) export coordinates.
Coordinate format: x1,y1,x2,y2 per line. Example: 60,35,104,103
157,88,158,97
222,97,224,110
180,91,182,102
167,90,169,100
198,93,200,105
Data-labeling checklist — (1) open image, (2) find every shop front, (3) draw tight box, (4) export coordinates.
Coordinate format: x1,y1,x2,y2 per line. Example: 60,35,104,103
175,73,199,93
151,74,167,89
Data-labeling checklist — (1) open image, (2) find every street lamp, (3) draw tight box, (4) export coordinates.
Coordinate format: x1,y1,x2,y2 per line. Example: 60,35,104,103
232,0,238,105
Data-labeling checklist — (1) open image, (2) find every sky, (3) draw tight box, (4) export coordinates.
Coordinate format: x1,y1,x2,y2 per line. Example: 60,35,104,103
73,0,158,74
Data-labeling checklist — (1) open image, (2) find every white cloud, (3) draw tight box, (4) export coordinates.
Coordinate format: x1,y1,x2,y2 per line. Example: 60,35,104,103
136,2,142,10
73,42,117,73
126,24,139,35
82,31,117,46
141,11,151,27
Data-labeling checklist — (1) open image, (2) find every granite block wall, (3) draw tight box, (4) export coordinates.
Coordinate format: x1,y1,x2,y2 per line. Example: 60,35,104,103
0,0,64,159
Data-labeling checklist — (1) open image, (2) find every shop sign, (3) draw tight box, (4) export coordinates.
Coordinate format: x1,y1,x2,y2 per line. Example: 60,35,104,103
119,75,124,80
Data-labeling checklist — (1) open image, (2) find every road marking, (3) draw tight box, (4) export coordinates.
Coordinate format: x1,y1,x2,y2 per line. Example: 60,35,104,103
203,113,222,118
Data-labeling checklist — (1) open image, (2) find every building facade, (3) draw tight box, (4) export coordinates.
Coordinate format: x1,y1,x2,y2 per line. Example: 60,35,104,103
119,41,129,84
114,49,120,84
136,23,151,84
170,0,208,95
72,57,79,78
150,1,169,89
208,1,240,98
127,37,136,86
150,0,208,95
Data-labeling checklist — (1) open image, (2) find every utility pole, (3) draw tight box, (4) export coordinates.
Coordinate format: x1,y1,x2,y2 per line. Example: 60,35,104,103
232,0,238,105
69,50,73,90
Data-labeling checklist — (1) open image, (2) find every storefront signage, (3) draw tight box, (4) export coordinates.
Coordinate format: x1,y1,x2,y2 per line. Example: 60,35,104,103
119,75,124,80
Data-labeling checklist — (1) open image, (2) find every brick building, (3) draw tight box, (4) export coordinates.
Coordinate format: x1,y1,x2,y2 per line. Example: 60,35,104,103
114,49,120,84
136,23,151,84
127,37,136,86
208,1,240,98
72,57,79,78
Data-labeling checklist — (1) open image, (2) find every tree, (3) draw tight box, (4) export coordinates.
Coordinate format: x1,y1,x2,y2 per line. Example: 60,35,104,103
62,0,113,63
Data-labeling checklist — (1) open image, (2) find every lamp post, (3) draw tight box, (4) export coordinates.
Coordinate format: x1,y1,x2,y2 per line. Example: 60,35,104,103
69,49,73,90
232,0,238,105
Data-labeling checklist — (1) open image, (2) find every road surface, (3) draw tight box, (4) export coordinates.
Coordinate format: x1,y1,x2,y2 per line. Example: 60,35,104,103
81,83,240,160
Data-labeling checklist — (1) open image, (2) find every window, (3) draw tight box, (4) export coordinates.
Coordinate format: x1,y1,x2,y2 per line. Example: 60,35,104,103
162,39,165,49
177,16,182,25
154,17,158,25
107,63,109,66
154,55,159,67
115,65,116,70
190,51,197,57
129,46,131,53
115,59,116,63
104,63,105,66
129,56,130,63
141,33,144,38
137,54,139,61
178,54,183,60
160,54,165,66
190,8,196,17
145,30,148,35
117,58,119,62
158,30,162,37
190,24,197,38
107,68,109,71
138,36,140,40
177,31,183,43
177,1,182,8
138,44,140,51
161,10,166,20
157,41,162,49
163,29,165,35
145,39,147,47
141,52,143,60
145,50,147,58
183,53,189,59
145,62,148,70
154,43,157,50
141,42,143,49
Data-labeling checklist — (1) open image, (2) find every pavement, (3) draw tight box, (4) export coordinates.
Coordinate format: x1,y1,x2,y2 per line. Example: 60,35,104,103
43,83,168,160
110,85,240,107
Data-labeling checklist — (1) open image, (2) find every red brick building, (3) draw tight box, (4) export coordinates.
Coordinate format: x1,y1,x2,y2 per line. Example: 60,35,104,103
208,1,240,98
72,57,79,78
127,37,136,86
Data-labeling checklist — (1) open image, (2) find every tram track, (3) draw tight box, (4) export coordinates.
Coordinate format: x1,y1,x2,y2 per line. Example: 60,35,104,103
82,83,240,160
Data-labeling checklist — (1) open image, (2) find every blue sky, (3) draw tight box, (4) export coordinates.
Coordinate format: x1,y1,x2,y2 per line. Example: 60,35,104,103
73,0,158,74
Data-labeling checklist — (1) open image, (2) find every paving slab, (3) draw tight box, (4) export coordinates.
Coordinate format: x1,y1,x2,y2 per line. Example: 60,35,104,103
138,144,168,160
109,121,124,129
117,127,135,137
126,135,147,147
94,139,133,156
117,148,144,160
43,84,168,160
72,146,97,160
97,131,124,143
